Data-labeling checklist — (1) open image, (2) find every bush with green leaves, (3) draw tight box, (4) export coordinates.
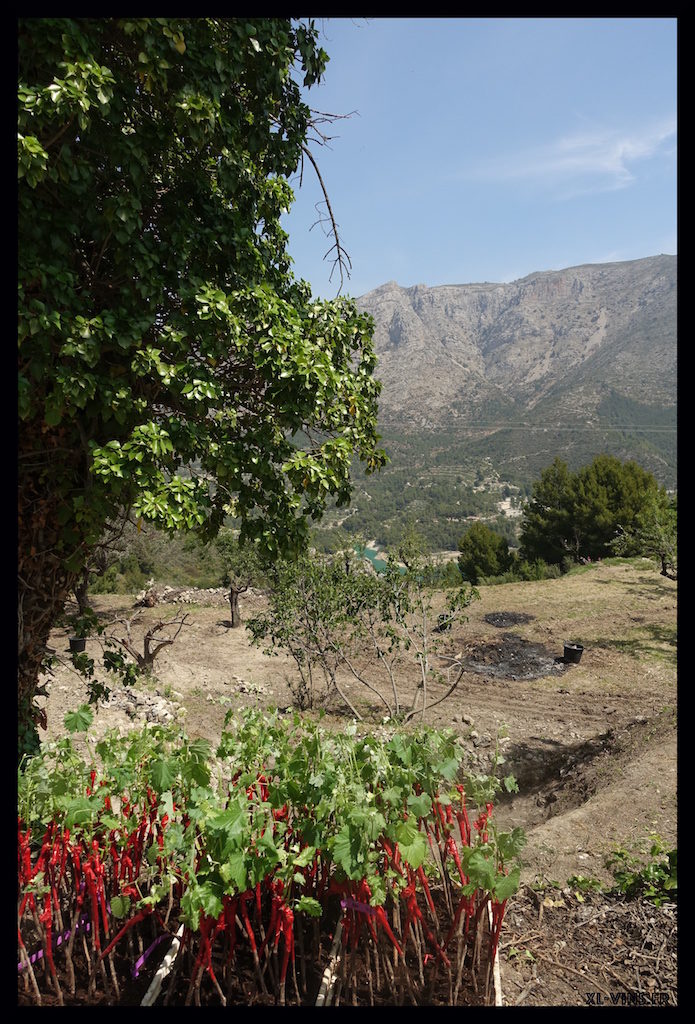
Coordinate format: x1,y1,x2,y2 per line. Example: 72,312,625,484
605,835,677,907
611,490,677,580
457,522,513,585
18,708,525,1005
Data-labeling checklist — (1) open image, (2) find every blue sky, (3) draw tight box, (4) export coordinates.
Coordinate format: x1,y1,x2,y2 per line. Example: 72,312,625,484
283,17,677,299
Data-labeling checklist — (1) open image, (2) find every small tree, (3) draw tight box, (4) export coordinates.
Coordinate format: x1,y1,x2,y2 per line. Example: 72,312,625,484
611,490,677,580
457,522,513,584
215,530,268,627
384,530,478,722
248,532,478,722
247,555,361,713
106,610,190,673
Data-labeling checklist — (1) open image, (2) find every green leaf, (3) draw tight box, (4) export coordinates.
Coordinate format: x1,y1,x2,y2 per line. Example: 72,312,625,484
407,792,432,818
64,704,93,733
60,796,100,827
494,866,521,901
150,757,175,793
332,824,364,878
496,827,527,862
463,847,497,892
293,845,317,869
199,885,224,920
395,818,428,869
111,895,131,918
159,790,174,819
295,896,322,917
220,849,247,892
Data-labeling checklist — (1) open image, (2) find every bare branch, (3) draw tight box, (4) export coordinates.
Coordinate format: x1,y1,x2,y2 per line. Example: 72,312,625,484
404,665,466,724
102,611,190,670
267,109,359,293
301,143,352,293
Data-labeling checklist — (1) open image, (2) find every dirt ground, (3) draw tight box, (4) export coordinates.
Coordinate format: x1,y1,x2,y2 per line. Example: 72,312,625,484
36,559,678,1006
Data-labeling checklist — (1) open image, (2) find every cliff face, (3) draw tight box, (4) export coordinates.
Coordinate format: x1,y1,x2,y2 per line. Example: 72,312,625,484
358,255,676,433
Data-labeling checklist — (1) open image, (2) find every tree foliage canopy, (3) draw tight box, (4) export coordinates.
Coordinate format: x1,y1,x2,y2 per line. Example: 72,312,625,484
457,522,513,585
18,17,385,751
611,490,677,580
519,455,663,564
19,17,384,562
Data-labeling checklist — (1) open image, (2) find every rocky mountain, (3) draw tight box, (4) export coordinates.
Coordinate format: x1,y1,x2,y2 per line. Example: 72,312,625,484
357,255,677,486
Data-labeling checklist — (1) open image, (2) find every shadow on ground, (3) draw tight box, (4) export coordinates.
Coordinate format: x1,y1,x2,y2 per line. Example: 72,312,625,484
592,624,676,665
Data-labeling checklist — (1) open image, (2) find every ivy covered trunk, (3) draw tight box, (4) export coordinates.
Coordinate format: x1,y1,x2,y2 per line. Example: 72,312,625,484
18,427,86,760
73,569,92,616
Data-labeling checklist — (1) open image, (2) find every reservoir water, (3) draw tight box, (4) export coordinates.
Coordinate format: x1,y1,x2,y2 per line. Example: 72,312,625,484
356,545,388,572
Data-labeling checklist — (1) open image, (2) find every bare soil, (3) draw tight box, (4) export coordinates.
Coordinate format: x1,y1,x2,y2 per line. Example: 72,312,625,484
36,560,678,1006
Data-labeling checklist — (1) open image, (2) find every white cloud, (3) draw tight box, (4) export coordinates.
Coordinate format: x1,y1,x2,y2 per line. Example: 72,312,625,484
465,117,676,198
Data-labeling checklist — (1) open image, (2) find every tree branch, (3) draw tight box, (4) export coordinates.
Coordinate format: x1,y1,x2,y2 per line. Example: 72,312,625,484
404,665,465,724
300,143,352,294
40,117,75,151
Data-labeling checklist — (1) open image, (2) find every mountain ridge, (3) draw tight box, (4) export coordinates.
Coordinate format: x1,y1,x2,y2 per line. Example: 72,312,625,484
349,255,676,496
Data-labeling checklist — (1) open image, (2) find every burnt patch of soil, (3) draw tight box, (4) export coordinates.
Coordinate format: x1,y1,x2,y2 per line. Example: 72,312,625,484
462,633,565,681
484,611,535,628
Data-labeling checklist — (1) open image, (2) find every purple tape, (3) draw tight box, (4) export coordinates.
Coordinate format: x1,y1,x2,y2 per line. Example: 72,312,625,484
341,897,377,916
18,887,156,980
18,915,92,972
132,933,172,979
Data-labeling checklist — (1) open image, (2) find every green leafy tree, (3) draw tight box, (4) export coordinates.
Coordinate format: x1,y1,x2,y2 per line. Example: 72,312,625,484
518,458,574,565
611,490,677,580
569,454,660,561
18,18,385,752
457,522,513,584
520,455,662,565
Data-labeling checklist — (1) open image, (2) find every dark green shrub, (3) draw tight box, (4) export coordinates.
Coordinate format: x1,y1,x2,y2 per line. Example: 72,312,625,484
458,522,513,584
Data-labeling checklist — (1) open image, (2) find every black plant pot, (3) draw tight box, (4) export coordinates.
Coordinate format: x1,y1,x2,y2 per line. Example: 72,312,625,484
69,637,87,654
563,642,583,664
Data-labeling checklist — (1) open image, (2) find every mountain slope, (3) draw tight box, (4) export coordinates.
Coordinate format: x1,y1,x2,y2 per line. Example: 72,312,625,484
357,255,676,487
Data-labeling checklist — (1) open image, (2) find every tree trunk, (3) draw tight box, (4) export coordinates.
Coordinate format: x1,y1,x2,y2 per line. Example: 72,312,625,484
73,569,92,616
660,554,677,581
18,522,80,759
18,428,88,758
229,587,241,627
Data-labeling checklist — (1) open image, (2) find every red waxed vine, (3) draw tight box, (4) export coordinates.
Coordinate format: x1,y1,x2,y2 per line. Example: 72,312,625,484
18,720,518,1007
